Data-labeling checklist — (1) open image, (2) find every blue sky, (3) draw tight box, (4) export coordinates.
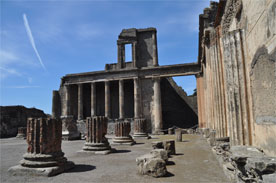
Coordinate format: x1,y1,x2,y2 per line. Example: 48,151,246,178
1,0,212,114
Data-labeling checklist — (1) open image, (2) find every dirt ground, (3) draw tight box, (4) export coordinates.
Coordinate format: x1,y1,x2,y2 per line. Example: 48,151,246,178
1,134,229,183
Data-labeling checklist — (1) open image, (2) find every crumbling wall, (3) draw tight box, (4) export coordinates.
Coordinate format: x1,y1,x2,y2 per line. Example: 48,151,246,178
197,0,276,156
0,106,47,138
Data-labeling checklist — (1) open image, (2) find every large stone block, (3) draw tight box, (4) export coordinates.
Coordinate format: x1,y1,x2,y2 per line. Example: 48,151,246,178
136,154,167,178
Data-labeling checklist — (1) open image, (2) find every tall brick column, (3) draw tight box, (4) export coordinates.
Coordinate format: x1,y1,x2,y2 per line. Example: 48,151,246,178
8,118,74,177
133,118,148,138
112,120,135,145
82,116,112,154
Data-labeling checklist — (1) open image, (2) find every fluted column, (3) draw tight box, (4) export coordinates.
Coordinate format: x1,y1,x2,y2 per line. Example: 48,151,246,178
133,118,148,138
134,78,141,119
119,80,125,119
153,77,162,134
8,118,75,176
91,82,96,117
105,81,111,118
82,116,111,153
112,120,135,145
78,84,83,120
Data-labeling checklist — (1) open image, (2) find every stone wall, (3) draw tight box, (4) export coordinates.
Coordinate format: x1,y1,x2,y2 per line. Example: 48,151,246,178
0,106,47,138
197,0,276,156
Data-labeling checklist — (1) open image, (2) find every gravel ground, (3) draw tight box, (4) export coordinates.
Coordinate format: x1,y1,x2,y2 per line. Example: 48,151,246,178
1,134,229,183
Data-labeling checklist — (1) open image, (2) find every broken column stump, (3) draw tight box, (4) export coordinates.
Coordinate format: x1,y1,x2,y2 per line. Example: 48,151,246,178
175,128,182,142
82,116,112,154
112,120,135,145
16,127,27,139
61,115,80,140
8,118,74,177
163,140,176,156
168,128,174,135
133,118,149,138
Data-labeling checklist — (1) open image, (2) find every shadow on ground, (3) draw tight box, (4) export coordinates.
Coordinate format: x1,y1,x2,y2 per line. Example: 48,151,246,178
113,149,131,153
66,164,96,173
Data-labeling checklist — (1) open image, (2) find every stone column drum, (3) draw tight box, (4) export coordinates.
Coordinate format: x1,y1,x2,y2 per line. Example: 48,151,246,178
16,127,27,139
133,118,148,138
112,120,135,145
8,118,74,177
82,116,112,154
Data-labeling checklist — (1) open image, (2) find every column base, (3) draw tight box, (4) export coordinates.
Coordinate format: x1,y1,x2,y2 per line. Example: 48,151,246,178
133,132,150,139
8,152,75,177
82,142,111,151
112,136,136,146
152,131,165,135
62,131,81,140
16,134,26,139
77,120,86,140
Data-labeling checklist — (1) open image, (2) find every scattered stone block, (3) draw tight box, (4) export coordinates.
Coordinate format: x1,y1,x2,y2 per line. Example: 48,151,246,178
208,130,216,146
163,140,176,155
150,149,168,162
136,154,167,178
202,128,210,138
262,173,276,183
245,157,276,174
152,141,163,149
230,146,265,163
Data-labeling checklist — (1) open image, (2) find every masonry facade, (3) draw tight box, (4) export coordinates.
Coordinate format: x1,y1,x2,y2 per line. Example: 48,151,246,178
52,28,198,135
197,0,276,156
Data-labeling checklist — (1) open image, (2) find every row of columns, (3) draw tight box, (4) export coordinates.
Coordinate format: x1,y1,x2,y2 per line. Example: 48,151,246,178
64,77,162,133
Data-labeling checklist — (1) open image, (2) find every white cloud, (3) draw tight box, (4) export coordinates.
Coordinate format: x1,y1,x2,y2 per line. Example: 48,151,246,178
4,85,40,89
0,50,19,66
23,13,46,71
0,67,22,79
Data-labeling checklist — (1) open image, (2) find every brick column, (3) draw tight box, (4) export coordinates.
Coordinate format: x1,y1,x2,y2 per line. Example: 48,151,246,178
105,81,111,118
82,116,111,154
119,80,125,119
91,82,96,116
64,85,71,116
78,84,83,120
153,77,163,134
112,120,135,145
9,118,74,176
133,118,148,138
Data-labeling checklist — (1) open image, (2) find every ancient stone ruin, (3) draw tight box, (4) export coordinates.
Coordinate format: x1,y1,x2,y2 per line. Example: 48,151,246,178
51,28,198,140
81,116,112,154
8,118,74,176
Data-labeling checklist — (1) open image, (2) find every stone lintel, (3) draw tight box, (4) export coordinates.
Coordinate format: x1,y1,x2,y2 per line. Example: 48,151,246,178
62,63,200,85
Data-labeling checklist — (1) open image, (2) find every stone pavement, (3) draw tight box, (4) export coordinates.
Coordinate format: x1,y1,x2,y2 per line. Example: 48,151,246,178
1,134,229,183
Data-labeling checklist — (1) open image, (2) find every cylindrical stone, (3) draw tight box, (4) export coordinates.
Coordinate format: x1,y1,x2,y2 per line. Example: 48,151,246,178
113,120,135,144
175,128,182,142
133,118,148,137
134,78,141,119
153,77,162,134
83,116,111,151
20,118,69,168
78,84,83,120
105,81,111,118
119,80,125,119
64,85,71,116
91,82,96,117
